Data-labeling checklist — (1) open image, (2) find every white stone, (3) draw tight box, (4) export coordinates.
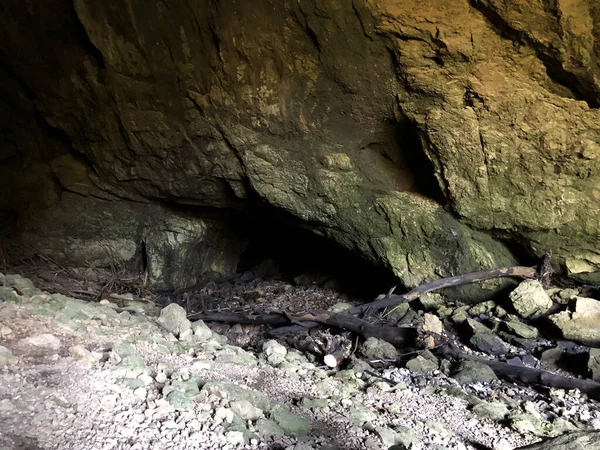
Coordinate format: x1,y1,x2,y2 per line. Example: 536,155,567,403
133,387,148,400
509,280,553,319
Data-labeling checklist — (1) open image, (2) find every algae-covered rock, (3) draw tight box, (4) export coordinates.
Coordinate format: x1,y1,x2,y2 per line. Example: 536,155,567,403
348,403,378,426
230,400,263,421
262,340,287,366
471,401,510,421
255,418,285,437
157,304,191,338
360,337,398,360
191,320,213,340
588,348,600,381
505,320,539,340
3,274,39,297
269,406,310,436
466,319,510,355
453,360,498,384
406,351,439,374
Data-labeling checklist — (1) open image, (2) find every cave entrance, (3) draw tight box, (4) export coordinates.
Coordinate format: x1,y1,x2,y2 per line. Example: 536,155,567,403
235,214,399,301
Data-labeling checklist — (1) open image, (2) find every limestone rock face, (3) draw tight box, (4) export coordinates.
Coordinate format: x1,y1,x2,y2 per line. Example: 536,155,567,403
2,0,600,288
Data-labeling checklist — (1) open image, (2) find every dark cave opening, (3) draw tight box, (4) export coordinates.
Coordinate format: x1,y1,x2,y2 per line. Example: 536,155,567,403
234,212,400,302
393,117,446,204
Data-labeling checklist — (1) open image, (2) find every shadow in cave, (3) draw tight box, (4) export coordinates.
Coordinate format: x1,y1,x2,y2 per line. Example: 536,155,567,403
392,117,446,204
236,215,399,301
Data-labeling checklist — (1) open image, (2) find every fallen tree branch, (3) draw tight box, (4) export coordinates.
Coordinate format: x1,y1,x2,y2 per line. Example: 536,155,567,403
292,311,417,346
440,343,600,401
195,265,538,346
347,266,537,316
190,311,291,326
194,309,418,346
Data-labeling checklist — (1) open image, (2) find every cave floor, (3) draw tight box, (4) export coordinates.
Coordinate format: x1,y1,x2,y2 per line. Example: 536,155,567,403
1,265,600,449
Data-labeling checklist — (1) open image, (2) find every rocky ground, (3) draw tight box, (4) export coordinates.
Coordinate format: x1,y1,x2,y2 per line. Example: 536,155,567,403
1,270,600,450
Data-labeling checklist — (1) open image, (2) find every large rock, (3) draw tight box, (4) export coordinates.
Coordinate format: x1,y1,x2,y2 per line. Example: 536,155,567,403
466,319,510,356
360,337,398,360
509,281,553,319
2,0,600,288
157,304,191,338
548,297,600,345
453,360,498,384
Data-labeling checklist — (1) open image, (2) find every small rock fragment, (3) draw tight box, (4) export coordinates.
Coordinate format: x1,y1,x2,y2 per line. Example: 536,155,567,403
214,406,234,423
69,345,102,362
422,313,444,335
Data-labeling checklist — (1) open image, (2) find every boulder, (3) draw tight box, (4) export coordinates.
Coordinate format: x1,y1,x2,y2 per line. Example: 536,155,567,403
509,280,553,319
360,337,398,360
157,304,191,338
466,319,510,355
453,360,498,384
548,297,600,345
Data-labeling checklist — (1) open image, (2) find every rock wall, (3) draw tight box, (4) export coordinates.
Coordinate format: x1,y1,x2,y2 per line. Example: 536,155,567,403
1,0,599,289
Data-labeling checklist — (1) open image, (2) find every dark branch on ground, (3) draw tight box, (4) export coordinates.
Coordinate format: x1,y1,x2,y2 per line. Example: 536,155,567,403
194,260,600,400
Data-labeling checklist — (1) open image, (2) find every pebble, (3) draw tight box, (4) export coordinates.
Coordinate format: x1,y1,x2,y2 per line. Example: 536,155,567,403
155,372,168,384
133,387,148,401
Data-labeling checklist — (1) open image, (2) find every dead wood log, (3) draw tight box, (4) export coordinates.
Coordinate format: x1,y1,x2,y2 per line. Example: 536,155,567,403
191,311,291,326
195,265,538,348
195,309,418,347
287,330,353,368
348,266,537,316
440,343,600,401
292,311,418,346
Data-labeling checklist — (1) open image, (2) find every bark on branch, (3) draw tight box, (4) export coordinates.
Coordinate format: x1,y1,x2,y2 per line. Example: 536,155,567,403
347,266,537,316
